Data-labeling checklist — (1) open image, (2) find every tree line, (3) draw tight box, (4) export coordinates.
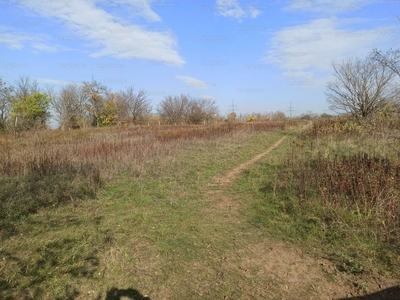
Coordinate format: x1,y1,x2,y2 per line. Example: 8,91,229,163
0,77,219,131
2,47,398,132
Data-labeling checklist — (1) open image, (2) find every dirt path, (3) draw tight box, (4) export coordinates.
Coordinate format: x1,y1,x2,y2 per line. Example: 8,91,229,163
211,135,287,186
204,136,400,300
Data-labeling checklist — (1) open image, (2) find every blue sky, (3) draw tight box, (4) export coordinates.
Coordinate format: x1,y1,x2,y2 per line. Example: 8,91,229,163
1,0,400,118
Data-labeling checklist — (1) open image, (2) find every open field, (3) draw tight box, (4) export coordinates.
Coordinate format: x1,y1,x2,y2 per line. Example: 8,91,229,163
1,120,400,299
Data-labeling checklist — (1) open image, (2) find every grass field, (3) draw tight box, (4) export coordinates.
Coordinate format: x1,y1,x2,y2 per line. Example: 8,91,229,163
0,123,290,299
1,120,400,299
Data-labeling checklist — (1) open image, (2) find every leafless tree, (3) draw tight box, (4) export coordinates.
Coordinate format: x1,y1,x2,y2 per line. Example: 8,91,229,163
8,75,42,130
13,75,39,102
326,56,397,119
115,86,152,124
53,83,88,129
0,78,12,129
157,94,190,124
268,111,287,121
186,97,218,124
370,48,400,78
82,80,109,127
370,48,400,114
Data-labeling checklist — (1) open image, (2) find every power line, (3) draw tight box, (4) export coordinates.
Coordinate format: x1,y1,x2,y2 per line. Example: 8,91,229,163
286,102,296,118
229,100,238,114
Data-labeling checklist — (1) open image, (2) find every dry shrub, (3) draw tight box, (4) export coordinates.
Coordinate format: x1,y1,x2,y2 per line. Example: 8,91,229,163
0,121,290,230
154,122,287,141
303,117,363,138
280,150,400,244
304,114,400,139
317,153,400,242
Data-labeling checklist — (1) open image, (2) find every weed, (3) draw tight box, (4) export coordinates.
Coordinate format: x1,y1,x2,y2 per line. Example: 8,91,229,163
249,117,400,275
0,122,293,299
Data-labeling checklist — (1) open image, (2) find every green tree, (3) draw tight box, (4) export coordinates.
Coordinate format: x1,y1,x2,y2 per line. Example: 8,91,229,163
12,92,51,129
99,95,118,126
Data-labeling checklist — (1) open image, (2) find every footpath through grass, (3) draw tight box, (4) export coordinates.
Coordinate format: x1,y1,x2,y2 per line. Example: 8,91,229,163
3,119,399,299
1,128,290,299
235,118,400,290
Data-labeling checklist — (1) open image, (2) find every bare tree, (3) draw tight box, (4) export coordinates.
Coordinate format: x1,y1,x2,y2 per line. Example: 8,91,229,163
157,94,190,124
10,75,44,130
0,78,12,129
82,80,109,127
53,83,88,129
187,97,218,124
326,56,397,119
268,111,287,121
13,75,39,102
370,48,400,78
115,86,152,124
370,48,400,114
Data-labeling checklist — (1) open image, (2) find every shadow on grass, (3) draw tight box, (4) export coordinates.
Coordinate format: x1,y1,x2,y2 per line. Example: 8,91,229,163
337,286,400,300
0,165,100,238
106,288,150,300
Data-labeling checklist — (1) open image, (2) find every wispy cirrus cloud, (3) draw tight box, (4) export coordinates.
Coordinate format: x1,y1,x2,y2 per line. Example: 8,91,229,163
176,75,215,89
216,0,262,20
264,18,400,83
101,0,162,22
284,0,374,13
0,31,31,50
0,28,60,52
12,0,184,65
37,78,76,86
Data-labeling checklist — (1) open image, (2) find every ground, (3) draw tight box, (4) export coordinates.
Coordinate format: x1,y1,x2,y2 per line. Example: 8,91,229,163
1,129,399,299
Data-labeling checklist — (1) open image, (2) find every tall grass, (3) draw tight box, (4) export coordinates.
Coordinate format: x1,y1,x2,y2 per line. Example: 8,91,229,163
271,116,400,272
0,122,288,237
283,151,400,243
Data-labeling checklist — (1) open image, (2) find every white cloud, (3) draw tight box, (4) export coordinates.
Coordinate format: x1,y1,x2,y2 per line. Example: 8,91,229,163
0,28,61,52
37,78,76,86
248,6,262,18
284,0,374,13
105,0,162,22
199,95,216,101
0,32,29,50
18,0,184,65
31,42,59,53
216,0,261,20
264,18,399,83
176,76,214,89
282,71,314,79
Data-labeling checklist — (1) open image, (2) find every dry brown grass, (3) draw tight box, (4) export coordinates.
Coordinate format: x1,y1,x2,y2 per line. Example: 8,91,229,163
266,116,400,274
0,122,290,229
0,120,297,300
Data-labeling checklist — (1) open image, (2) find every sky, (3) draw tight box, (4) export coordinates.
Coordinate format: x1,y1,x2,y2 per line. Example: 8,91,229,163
1,0,400,119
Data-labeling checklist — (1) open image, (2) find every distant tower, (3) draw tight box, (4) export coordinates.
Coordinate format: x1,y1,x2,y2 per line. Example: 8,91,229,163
229,100,238,114
287,102,296,118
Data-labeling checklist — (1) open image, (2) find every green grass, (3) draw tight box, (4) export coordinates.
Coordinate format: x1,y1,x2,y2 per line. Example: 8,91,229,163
232,124,400,279
3,120,399,299
0,129,289,299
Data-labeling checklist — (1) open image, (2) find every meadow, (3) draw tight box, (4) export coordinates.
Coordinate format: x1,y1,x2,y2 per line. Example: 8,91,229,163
1,118,400,299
